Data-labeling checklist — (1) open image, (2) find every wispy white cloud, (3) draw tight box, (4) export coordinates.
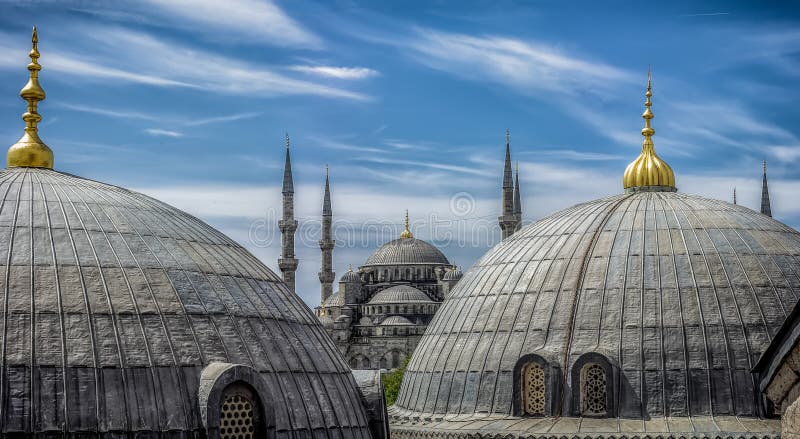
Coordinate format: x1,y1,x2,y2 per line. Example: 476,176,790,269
137,0,321,48
289,65,379,79
0,27,369,101
185,112,263,126
57,103,160,121
144,128,184,138
312,137,385,154
403,28,633,96
59,103,262,128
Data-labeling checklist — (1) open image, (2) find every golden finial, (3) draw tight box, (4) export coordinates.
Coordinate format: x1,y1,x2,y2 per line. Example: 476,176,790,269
325,163,329,177
7,26,54,169
733,187,737,205
763,160,767,174
622,68,675,192
505,128,510,145
400,209,414,239
285,132,290,149
348,264,353,272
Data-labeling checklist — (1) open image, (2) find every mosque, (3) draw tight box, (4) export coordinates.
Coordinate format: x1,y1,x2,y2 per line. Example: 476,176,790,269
278,131,521,371
1,28,800,439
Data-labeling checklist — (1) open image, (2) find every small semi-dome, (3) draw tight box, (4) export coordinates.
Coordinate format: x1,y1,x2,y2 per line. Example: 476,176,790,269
324,291,345,307
358,316,373,326
442,267,463,281
368,285,432,304
340,266,361,283
380,316,415,326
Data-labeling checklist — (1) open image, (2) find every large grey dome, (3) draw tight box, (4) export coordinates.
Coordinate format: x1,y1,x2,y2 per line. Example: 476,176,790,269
0,167,372,437
393,191,794,436
363,238,449,266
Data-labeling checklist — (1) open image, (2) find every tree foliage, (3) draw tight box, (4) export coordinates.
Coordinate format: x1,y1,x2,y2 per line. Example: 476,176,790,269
383,356,410,406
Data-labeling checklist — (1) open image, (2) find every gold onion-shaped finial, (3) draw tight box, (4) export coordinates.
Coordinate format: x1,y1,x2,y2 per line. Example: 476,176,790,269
622,68,675,192
7,27,53,169
400,209,414,239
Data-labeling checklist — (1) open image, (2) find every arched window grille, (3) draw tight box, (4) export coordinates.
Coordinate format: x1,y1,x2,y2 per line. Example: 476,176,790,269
219,384,262,439
581,363,607,416
522,363,546,416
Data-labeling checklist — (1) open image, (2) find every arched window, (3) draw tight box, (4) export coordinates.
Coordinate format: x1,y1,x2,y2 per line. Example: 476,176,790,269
219,384,262,439
581,363,607,416
378,306,383,314
522,363,546,416
349,357,358,368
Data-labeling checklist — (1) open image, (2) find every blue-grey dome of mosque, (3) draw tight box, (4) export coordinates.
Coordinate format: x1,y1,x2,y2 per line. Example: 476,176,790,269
442,267,462,281
367,285,433,304
341,267,362,283
363,237,449,266
0,29,378,439
379,316,416,326
324,290,346,307
390,73,787,439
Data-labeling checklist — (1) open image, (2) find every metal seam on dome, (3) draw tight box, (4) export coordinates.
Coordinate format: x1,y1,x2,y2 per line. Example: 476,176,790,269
559,193,633,416
62,167,357,427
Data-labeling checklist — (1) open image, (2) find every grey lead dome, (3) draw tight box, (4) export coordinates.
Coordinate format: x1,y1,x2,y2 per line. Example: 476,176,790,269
395,191,799,423
363,238,450,267
0,168,372,437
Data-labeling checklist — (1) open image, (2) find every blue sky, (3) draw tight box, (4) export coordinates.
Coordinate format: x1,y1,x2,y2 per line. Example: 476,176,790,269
1,0,799,306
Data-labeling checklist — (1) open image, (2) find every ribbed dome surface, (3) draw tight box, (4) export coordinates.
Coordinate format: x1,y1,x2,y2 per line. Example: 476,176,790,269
324,291,345,307
368,285,432,304
442,268,462,281
363,238,449,266
380,316,415,326
0,168,371,437
396,191,800,422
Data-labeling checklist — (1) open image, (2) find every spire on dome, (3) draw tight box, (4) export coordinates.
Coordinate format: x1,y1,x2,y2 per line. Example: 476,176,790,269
7,26,54,169
622,68,676,192
733,187,737,205
400,209,414,239
761,160,772,217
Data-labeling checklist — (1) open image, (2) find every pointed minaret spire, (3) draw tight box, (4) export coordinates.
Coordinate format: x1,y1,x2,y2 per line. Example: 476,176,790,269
499,129,519,239
319,164,335,304
761,160,772,217
278,133,298,292
733,187,737,205
513,161,522,232
8,26,54,169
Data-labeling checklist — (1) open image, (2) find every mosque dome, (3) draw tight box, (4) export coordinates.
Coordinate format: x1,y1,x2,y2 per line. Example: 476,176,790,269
442,267,462,281
391,72,787,438
363,210,449,267
368,285,432,304
324,291,345,307
0,29,374,438
341,266,361,283
380,316,415,326
363,239,449,267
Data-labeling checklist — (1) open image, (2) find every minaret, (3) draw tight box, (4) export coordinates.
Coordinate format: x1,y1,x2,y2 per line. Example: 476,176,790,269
278,133,299,292
761,160,772,217
7,27,54,169
498,129,518,239
513,161,522,232
318,164,335,304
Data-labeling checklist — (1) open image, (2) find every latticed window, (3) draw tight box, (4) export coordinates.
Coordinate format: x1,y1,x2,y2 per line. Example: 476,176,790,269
219,385,261,439
522,362,546,415
581,363,607,416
